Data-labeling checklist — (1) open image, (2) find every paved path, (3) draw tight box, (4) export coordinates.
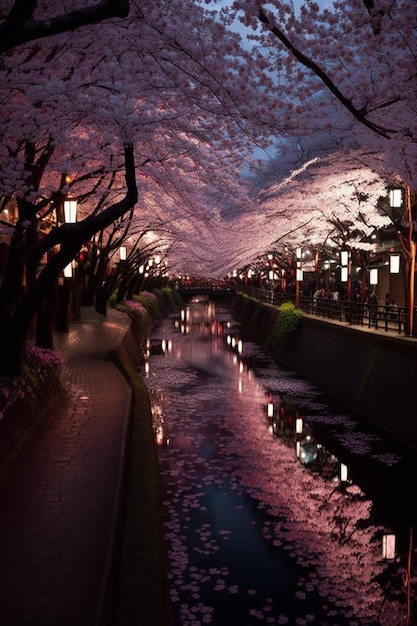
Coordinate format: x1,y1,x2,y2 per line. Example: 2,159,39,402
0,307,132,626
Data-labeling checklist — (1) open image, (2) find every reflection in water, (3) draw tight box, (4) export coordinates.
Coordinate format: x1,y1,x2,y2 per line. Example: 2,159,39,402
144,298,416,625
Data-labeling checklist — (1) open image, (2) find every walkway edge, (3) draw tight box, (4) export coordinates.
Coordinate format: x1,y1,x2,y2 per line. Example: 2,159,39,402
95,358,133,626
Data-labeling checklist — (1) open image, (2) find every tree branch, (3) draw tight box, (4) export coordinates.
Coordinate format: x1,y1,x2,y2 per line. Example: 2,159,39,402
258,7,396,139
361,0,385,35
35,143,137,259
18,143,137,326
0,0,130,54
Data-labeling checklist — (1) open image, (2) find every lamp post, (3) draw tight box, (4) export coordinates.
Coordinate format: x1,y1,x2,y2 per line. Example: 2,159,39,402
405,185,415,337
390,186,415,336
295,247,302,308
340,248,351,293
65,198,82,319
56,199,78,331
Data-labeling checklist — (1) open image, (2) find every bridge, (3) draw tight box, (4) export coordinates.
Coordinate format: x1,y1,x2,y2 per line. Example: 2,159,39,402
176,279,236,297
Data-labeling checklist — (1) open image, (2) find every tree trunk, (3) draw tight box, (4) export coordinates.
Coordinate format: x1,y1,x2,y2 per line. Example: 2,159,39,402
55,279,72,332
35,281,57,349
95,286,108,316
0,330,26,377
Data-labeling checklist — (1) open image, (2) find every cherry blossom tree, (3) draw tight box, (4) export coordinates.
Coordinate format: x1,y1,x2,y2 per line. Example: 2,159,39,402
225,0,416,190
218,0,415,317
0,0,287,375
1,0,416,374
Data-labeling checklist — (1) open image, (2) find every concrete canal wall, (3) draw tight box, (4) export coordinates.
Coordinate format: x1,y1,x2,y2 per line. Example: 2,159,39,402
232,292,417,453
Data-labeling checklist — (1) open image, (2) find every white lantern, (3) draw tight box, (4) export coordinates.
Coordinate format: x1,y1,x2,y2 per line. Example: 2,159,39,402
341,250,349,266
119,245,127,261
389,188,402,209
64,199,77,223
341,266,348,283
63,262,73,278
370,268,378,285
390,255,400,274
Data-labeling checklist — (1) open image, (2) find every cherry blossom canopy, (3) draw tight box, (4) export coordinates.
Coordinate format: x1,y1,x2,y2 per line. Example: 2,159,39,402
0,0,415,278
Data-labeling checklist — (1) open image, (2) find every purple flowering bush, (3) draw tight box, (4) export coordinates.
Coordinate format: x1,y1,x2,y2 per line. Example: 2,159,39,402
116,298,155,337
0,345,63,475
0,346,62,420
133,291,160,319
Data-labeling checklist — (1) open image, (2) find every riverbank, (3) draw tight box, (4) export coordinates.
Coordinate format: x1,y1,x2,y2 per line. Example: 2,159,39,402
107,288,181,626
232,291,417,452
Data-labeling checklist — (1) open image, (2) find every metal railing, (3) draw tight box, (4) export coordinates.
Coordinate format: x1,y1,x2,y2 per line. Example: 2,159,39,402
239,286,415,337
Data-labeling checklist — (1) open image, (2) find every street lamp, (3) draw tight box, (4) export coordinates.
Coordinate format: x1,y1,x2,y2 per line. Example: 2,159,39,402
64,199,77,223
62,200,78,277
370,268,378,285
389,188,403,209
341,250,349,283
390,255,400,274
295,247,302,307
389,185,416,336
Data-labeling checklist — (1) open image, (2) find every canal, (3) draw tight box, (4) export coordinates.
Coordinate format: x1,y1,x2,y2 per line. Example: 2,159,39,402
143,297,416,626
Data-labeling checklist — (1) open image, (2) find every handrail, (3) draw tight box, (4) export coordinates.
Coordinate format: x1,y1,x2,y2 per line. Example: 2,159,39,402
238,286,416,338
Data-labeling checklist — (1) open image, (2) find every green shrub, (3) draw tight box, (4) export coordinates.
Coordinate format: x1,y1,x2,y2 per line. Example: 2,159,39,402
162,286,183,309
274,301,302,345
109,291,118,306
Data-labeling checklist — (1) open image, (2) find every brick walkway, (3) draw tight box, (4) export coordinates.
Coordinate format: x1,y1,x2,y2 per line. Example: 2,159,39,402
0,307,132,626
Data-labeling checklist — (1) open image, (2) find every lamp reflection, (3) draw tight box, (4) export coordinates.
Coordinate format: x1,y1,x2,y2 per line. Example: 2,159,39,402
340,462,349,483
155,425,164,446
382,531,396,561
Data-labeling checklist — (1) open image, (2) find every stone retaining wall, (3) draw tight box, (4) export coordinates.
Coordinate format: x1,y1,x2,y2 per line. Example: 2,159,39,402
232,293,417,452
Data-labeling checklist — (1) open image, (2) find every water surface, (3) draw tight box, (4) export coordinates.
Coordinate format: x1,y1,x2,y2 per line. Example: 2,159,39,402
144,298,416,625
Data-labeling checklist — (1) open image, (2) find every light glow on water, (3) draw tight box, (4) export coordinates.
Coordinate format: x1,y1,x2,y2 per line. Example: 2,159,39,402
145,299,416,625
